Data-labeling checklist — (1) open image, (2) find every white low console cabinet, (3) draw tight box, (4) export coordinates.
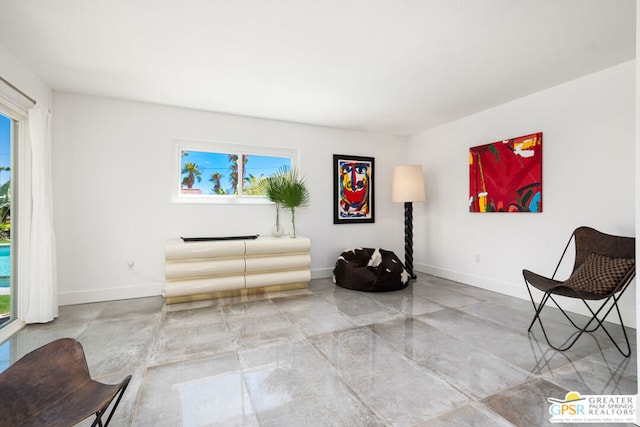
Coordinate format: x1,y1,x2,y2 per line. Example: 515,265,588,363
164,236,311,304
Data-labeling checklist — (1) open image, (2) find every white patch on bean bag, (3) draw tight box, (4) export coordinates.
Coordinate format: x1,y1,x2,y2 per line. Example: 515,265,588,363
367,248,382,267
400,269,410,284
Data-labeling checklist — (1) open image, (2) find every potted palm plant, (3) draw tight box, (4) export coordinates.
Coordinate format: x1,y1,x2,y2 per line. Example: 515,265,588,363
263,170,287,237
280,168,310,238
265,167,310,238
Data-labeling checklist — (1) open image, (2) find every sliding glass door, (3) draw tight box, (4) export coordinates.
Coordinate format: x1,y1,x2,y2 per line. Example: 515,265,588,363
0,113,14,328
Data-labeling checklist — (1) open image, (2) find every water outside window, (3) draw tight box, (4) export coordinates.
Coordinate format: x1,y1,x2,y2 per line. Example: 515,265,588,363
0,113,11,327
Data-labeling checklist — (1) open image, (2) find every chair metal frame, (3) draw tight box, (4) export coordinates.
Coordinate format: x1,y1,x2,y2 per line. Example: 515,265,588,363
523,226,636,357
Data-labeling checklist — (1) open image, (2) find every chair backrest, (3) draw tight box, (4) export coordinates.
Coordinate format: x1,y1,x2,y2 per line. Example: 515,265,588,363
572,226,635,273
0,338,92,423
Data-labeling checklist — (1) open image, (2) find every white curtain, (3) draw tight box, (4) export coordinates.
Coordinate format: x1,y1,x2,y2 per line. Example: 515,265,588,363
19,105,57,323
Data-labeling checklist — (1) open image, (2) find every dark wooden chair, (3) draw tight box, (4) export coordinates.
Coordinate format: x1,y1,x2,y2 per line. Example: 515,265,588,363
0,338,131,426
523,226,635,357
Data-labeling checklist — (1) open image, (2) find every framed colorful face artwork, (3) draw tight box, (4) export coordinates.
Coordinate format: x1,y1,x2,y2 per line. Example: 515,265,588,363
333,154,375,224
469,132,542,213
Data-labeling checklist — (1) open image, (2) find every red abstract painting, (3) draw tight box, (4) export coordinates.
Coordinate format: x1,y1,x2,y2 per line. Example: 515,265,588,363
469,132,542,213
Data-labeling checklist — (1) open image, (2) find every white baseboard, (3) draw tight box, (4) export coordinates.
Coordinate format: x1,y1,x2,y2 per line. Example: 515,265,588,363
415,262,528,299
58,282,164,306
415,262,636,328
311,267,333,279
58,270,335,306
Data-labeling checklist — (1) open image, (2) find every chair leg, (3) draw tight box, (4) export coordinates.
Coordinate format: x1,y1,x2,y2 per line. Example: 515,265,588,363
526,288,568,352
547,294,600,333
525,280,631,357
91,413,103,427
90,377,131,427
576,293,631,357
525,282,549,332
524,283,574,353
525,283,589,334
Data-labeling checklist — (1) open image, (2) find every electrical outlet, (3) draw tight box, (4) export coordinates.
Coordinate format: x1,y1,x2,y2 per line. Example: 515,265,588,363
127,261,135,271
474,254,480,263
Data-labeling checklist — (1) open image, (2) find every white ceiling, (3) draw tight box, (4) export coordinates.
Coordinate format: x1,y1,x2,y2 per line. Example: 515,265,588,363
0,0,635,135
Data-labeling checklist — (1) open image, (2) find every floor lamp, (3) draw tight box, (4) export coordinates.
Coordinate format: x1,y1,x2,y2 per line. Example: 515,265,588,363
392,165,426,280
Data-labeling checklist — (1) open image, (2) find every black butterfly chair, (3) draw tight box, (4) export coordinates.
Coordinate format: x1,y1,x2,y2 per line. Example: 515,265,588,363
0,338,131,426
523,226,635,357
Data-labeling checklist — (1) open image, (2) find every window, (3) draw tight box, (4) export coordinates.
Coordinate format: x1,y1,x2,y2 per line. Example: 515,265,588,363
172,139,297,203
0,82,31,338
0,107,19,331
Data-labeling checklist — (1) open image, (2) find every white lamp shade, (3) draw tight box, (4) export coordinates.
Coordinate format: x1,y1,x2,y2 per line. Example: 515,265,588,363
392,165,426,203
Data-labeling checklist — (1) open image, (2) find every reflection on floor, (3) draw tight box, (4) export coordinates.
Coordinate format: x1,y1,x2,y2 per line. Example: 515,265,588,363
0,274,636,426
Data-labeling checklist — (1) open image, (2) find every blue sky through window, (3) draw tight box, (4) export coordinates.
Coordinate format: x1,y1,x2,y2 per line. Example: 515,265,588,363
180,150,291,195
0,114,10,186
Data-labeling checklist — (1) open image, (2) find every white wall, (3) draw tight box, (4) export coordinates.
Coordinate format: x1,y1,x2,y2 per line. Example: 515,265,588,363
52,93,408,304
409,60,636,324
0,43,52,109
634,1,639,405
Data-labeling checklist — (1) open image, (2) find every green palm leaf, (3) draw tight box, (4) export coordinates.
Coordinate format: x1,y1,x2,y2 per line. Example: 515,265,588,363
263,166,309,237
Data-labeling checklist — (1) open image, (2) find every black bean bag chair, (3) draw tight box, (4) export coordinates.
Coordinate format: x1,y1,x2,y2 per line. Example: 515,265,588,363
333,247,410,292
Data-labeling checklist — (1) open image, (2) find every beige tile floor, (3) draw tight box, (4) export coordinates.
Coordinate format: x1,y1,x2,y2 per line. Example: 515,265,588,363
0,274,636,426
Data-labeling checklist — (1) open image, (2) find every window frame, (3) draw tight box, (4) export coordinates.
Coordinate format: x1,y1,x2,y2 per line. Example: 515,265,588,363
171,139,298,204
0,93,26,337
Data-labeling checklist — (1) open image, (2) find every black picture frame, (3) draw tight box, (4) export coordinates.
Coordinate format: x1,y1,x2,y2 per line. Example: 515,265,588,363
333,154,375,224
